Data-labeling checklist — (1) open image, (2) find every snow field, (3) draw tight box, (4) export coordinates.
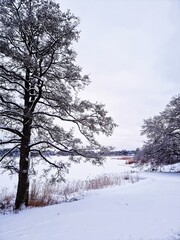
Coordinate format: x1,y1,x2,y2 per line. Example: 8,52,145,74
0,157,180,240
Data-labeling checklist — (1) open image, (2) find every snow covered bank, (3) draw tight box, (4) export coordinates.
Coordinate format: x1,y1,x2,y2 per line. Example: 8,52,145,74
0,158,180,240
0,172,180,240
137,162,180,173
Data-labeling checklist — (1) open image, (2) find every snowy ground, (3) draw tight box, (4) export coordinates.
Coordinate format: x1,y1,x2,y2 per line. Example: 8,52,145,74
0,157,180,240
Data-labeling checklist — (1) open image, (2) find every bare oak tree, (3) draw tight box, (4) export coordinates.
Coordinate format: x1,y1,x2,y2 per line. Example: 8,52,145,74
0,0,117,210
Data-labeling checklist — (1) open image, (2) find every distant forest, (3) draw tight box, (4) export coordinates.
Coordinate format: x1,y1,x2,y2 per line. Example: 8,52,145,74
0,148,136,157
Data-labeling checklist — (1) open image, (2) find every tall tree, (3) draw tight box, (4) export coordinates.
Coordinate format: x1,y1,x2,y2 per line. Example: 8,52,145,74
136,95,180,168
0,0,117,210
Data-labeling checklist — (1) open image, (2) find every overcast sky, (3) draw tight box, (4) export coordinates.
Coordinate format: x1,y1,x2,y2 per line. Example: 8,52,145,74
58,0,180,150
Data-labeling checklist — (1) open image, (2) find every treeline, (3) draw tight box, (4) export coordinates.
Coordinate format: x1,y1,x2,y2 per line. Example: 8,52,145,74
0,149,136,157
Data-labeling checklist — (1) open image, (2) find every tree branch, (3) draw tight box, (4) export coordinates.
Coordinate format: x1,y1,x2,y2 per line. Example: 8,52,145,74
31,149,65,170
0,95,24,110
0,127,23,137
0,144,20,162
0,139,21,145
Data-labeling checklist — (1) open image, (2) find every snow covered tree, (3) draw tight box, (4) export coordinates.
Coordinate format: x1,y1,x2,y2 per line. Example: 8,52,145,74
0,0,117,210
137,95,180,168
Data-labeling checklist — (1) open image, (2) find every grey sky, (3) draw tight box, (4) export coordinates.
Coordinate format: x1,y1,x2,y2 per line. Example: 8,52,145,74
59,0,180,150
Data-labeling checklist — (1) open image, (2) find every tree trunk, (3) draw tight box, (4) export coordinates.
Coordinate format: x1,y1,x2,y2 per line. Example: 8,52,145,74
15,67,32,210
15,121,31,210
